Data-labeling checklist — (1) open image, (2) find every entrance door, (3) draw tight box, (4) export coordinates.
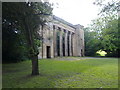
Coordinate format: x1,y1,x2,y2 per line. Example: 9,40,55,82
81,49,83,56
46,46,51,58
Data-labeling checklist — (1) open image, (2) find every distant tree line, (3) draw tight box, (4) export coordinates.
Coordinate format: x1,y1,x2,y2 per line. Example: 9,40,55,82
84,0,119,57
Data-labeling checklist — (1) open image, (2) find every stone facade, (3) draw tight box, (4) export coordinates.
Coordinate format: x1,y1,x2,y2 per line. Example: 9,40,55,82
38,15,84,59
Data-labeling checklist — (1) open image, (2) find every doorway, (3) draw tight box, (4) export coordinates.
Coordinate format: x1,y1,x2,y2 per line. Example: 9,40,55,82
46,46,51,58
81,49,83,56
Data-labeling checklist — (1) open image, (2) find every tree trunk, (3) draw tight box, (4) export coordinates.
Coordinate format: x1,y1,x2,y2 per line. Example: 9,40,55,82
23,17,39,75
31,55,39,75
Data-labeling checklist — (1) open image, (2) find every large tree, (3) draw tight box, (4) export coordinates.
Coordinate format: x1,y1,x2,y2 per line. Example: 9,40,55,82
2,2,53,75
84,27,102,56
84,0,119,57
93,0,119,57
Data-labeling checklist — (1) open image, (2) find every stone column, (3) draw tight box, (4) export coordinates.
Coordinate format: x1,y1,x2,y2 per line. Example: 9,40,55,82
72,33,76,56
64,30,68,56
69,32,72,56
53,25,58,57
59,29,63,56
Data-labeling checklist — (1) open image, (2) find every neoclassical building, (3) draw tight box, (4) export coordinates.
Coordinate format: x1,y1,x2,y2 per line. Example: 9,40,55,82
38,15,84,58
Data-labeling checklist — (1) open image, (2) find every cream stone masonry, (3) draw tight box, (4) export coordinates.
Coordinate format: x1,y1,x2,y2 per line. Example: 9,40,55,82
59,29,63,57
64,30,68,56
38,15,84,59
69,32,72,56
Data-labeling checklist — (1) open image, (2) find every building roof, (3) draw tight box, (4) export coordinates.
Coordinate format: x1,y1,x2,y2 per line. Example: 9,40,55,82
53,15,76,29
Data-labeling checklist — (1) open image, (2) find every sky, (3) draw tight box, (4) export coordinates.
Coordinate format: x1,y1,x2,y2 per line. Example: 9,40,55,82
49,0,100,27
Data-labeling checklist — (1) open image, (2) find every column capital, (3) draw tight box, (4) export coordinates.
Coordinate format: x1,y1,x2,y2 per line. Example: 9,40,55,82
65,30,68,34
72,32,75,35
60,29,64,32
60,28,64,31
53,25,59,30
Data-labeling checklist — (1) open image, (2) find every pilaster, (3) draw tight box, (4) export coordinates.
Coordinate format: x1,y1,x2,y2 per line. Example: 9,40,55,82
69,32,72,56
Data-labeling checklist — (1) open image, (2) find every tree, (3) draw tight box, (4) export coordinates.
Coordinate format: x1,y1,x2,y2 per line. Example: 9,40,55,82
2,2,53,75
93,0,119,15
2,3,29,63
84,27,102,56
100,17,119,57
84,0,119,57
93,0,119,57
86,15,119,57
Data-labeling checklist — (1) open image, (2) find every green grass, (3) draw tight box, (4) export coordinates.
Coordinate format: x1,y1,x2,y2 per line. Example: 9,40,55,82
2,57,118,88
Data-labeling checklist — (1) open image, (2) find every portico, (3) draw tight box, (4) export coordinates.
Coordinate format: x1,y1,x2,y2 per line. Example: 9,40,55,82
38,15,84,59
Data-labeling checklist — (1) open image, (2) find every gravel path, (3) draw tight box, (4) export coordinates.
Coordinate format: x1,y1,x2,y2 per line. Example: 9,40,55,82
53,57,81,60
52,57,117,61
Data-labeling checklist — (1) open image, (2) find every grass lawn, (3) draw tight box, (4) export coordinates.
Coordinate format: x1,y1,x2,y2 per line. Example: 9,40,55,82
2,57,118,88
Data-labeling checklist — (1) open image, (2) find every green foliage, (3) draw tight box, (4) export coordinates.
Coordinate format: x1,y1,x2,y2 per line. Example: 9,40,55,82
2,5,28,62
101,18,119,57
84,0,119,57
2,2,53,63
93,0,119,15
85,16,119,57
3,57,118,88
84,28,101,56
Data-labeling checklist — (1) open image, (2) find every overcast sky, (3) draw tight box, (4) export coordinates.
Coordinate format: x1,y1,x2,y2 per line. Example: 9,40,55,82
50,0,100,27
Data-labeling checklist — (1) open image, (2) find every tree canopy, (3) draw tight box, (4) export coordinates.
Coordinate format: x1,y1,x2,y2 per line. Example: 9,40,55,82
2,2,53,75
84,0,119,57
